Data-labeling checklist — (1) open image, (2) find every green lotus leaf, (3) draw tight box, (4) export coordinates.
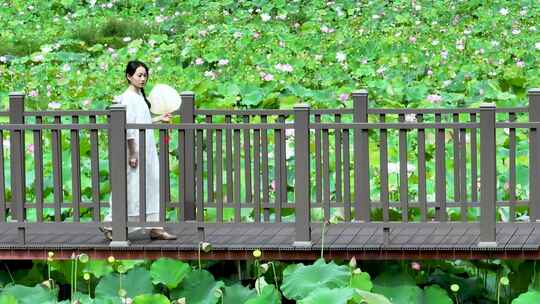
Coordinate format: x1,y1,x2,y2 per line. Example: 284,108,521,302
0,284,56,304
83,260,114,278
222,284,257,303
298,287,354,304
95,267,153,299
512,290,540,304
244,285,281,304
0,294,17,304
423,285,453,304
353,289,393,304
150,258,191,289
281,258,350,300
132,294,170,304
170,270,224,304
351,271,373,292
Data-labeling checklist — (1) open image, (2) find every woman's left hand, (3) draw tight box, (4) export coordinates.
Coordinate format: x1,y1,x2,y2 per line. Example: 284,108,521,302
161,113,172,123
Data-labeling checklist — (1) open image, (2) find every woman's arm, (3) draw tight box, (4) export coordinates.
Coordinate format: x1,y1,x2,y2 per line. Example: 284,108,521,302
127,139,138,168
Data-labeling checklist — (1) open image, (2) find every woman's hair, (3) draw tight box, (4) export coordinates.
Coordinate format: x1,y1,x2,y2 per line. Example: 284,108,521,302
125,60,151,109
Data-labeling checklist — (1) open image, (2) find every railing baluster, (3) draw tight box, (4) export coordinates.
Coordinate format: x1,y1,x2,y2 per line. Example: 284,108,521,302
470,113,478,205
234,126,241,222
529,89,540,221
435,113,446,222
139,129,147,223
335,114,342,205
398,114,408,222
225,115,233,207
322,127,330,221
254,128,261,223
71,116,81,222
459,116,467,222
206,115,214,205
380,114,389,222
89,115,100,222
279,115,287,215
274,119,282,223
159,128,168,223
452,113,461,219
509,112,516,222
416,114,427,222
177,128,185,222
353,90,370,222
196,129,204,223
243,115,252,207
52,115,62,222
34,116,44,222
315,114,322,211
343,128,351,221
261,115,270,222
479,103,497,246
216,128,223,222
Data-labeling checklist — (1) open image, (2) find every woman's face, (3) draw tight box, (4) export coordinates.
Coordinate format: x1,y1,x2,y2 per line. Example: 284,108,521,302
127,66,148,89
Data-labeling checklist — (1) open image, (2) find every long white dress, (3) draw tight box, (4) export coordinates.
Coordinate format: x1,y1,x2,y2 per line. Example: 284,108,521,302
106,89,160,225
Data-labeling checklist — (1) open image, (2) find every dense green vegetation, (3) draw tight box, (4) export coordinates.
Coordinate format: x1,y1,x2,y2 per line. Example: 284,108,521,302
4,252,540,304
1,0,539,110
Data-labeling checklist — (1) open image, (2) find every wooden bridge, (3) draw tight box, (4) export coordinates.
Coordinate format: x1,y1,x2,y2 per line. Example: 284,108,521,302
1,89,540,260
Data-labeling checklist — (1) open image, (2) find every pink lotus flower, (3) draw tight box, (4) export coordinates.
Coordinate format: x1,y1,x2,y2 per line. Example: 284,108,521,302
28,90,38,97
339,93,349,101
195,58,204,65
411,262,421,271
427,94,442,103
27,144,34,154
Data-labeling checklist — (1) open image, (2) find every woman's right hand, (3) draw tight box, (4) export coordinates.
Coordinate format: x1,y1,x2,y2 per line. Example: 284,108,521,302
128,156,138,168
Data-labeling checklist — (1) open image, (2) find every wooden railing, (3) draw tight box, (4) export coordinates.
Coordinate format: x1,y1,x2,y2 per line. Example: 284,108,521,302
2,89,540,248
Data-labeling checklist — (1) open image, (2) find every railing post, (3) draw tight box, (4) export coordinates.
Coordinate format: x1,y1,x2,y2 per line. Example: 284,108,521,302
9,92,25,223
478,103,497,247
180,92,196,221
108,104,129,246
528,89,540,221
353,90,370,222
293,104,311,247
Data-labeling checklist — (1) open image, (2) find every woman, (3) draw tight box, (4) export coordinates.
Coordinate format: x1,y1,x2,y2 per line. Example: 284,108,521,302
100,60,176,240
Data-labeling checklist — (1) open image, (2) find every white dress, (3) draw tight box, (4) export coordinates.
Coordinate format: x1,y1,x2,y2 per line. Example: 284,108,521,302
106,89,160,225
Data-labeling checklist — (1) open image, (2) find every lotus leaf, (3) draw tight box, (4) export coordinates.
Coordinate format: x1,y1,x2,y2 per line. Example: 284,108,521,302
95,267,153,299
281,258,350,300
170,270,224,304
298,287,354,304
150,258,191,289
132,294,170,304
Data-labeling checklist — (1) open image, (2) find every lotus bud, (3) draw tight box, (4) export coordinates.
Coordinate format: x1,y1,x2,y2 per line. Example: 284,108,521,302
177,298,187,304
260,263,269,274
253,249,262,258
450,284,460,292
107,256,115,263
118,288,127,298
201,242,212,253
349,256,357,269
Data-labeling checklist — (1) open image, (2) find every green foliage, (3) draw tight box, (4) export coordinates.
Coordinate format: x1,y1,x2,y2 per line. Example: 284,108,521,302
512,290,540,303
222,284,257,303
170,270,224,304
0,294,17,304
0,284,56,304
150,258,190,289
244,285,281,304
132,294,170,304
95,267,153,299
281,258,351,300
297,287,354,304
